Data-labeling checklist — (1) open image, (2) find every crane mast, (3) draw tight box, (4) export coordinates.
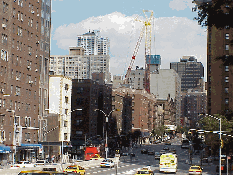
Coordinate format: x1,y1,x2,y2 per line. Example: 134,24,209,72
123,10,154,93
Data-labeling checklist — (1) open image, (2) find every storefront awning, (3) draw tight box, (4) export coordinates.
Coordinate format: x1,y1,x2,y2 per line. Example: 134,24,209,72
21,143,42,148
0,144,11,153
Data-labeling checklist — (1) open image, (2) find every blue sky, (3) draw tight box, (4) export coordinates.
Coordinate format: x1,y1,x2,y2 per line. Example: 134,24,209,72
51,0,207,80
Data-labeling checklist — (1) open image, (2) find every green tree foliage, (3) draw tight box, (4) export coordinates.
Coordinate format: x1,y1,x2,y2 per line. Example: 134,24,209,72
199,114,233,154
151,125,167,137
193,0,233,65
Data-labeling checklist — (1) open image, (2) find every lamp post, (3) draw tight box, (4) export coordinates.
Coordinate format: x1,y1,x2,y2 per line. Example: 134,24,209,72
205,114,222,175
95,109,117,159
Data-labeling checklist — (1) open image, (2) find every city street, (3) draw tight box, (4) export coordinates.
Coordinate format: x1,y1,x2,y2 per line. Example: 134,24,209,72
0,137,222,175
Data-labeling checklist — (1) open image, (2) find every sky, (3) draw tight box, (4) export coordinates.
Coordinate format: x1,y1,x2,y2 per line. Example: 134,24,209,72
51,0,207,81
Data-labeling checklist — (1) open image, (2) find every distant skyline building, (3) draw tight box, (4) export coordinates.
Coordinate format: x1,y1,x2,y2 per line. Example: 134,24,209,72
170,56,204,92
150,69,181,126
77,30,110,56
50,47,111,83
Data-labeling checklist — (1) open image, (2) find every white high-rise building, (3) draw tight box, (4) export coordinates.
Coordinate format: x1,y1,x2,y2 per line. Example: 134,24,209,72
150,69,181,126
50,47,111,83
77,31,110,55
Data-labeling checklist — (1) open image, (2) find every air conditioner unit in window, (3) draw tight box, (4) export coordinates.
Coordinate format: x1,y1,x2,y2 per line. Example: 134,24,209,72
16,77,20,81
35,69,38,72
2,24,6,28
29,81,33,84
1,89,4,93
27,65,31,69
31,11,35,14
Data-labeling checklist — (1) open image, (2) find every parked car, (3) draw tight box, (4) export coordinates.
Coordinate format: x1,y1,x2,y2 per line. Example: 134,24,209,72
35,160,48,165
154,152,160,160
160,149,166,155
121,152,128,156
169,148,176,154
148,151,154,155
163,146,169,150
10,161,36,168
141,149,148,154
100,159,114,168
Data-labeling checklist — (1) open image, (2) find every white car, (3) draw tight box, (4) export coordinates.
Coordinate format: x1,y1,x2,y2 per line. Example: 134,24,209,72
100,159,114,168
10,161,36,168
35,160,48,165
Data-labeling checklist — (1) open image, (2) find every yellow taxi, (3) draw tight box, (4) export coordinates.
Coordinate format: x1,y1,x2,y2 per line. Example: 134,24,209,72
18,170,66,175
135,167,154,175
90,154,104,160
189,165,203,175
63,165,86,174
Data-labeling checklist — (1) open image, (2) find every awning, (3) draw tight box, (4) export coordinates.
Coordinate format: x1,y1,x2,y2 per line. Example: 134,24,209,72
21,143,42,148
0,144,11,153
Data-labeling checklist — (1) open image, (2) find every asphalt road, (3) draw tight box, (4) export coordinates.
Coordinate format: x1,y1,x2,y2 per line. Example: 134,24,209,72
0,137,223,175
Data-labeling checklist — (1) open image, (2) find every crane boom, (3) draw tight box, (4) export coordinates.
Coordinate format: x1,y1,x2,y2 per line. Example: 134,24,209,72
124,25,145,84
123,10,154,93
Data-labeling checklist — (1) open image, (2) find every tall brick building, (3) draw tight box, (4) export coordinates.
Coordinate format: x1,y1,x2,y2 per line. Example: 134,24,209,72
0,0,51,162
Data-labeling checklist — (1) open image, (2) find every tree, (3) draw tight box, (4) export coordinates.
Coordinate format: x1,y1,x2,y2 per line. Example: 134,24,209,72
198,114,233,155
193,0,233,65
151,125,167,137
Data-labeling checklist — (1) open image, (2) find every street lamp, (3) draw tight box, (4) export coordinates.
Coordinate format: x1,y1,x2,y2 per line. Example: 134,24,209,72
205,114,222,175
95,108,117,159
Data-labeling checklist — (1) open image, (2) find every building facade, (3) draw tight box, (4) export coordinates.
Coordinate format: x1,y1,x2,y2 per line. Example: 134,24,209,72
112,88,157,137
50,47,111,83
77,30,110,56
0,0,51,163
206,4,233,116
170,56,204,92
150,69,181,126
128,66,145,90
71,79,112,156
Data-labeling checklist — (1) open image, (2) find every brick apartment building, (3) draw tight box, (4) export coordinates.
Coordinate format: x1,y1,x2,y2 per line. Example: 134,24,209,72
112,88,157,138
71,78,112,155
206,2,233,117
0,0,51,163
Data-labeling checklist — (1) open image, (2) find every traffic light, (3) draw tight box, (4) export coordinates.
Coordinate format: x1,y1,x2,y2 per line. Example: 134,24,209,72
115,149,120,154
220,139,224,148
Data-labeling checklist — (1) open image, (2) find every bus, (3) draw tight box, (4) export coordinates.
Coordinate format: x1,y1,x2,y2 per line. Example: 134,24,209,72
84,146,100,160
159,153,178,173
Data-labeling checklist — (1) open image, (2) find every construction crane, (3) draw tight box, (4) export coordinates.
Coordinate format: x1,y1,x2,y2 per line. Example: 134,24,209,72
123,10,154,93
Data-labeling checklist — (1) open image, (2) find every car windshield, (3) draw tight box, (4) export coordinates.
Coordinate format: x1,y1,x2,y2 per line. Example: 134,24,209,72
191,167,200,170
137,171,150,174
102,159,110,162
19,174,50,175
67,166,77,169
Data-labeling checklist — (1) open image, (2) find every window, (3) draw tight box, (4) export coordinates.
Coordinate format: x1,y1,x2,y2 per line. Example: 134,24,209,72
225,66,229,72
225,76,229,83
225,98,229,105
65,96,68,103
225,44,229,50
225,87,229,93
65,84,69,90
225,33,229,40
